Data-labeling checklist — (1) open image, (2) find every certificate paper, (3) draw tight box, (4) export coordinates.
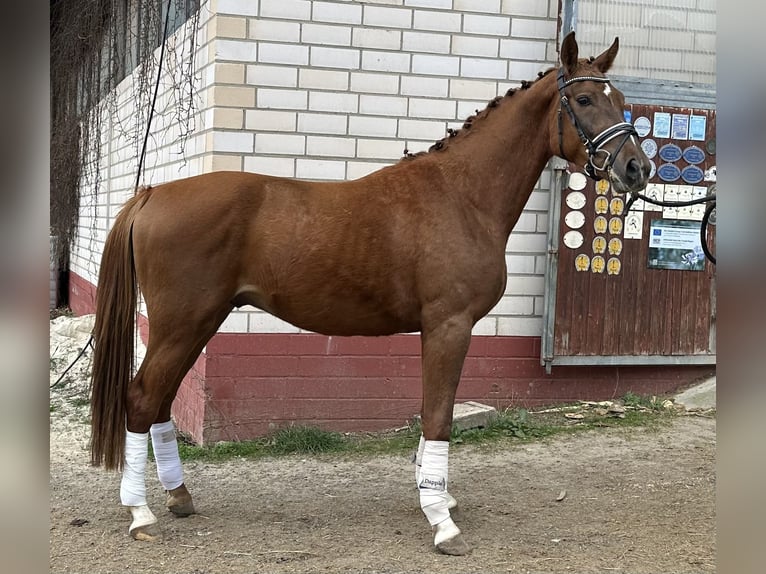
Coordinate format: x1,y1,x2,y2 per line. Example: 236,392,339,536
653,112,671,138
671,114,689,140
689,115,707,141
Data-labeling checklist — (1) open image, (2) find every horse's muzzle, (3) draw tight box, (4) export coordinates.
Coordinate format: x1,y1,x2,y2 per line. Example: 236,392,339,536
612,155,650,193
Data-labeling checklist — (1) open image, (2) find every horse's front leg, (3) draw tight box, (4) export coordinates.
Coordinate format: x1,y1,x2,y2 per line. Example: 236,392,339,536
418,314,473,556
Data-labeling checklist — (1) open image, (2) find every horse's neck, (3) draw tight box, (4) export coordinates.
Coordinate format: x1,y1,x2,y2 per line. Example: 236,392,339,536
436,79,557,237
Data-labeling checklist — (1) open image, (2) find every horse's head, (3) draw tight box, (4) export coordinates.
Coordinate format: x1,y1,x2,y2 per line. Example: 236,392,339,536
552,32,650,193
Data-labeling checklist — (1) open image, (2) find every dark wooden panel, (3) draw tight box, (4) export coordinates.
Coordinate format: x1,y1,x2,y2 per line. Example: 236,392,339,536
554,104,716,359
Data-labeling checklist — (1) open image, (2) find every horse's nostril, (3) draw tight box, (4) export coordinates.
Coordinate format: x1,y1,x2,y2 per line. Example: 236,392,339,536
626,157,646,183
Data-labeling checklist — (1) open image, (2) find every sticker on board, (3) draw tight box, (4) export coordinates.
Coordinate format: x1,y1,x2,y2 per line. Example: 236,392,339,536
640,138,657,159
568,172,587,190
681,165,704,184
609,197,625,216
624,211,643,239
633,116,651,137
671,113,689,140
653,112,671,138
592,236,607,254
594,215,608,234
591,255,606,274
682,145,705,164
662,185,679,218
565,191,586,210
689,115,707,141
658,163,681,182
659,143,683,163
644,184,663,212
607,257,622,275
677,185,693,219
608,237,623,255
564,210,585,229
575,253,590,271
563,230,584,249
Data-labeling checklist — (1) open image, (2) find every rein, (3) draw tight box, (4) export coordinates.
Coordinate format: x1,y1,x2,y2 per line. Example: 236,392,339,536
557,69,638,181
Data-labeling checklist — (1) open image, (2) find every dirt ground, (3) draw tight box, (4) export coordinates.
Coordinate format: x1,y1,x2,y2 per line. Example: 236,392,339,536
50,402,715,573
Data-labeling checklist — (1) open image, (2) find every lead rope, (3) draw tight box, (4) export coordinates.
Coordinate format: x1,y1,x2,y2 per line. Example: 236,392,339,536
51,1,173,390
624,189,716,265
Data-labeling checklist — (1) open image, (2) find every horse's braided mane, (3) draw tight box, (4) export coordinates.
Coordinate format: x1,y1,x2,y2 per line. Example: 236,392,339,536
401,67,558,161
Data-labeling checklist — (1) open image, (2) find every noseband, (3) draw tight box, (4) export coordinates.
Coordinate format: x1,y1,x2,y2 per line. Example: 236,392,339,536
557,69,637,181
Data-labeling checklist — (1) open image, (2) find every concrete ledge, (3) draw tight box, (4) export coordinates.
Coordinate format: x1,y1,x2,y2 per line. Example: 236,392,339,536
674,376,716,411
452,401,498,431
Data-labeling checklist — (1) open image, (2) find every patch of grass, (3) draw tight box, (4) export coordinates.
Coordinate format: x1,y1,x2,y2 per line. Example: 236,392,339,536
267,426,346,455
622,391,665,411
451,408,556,445
175,399,677,463
177,426,350,463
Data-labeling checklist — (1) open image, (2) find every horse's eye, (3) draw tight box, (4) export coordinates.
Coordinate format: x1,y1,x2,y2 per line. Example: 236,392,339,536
576,96,591,106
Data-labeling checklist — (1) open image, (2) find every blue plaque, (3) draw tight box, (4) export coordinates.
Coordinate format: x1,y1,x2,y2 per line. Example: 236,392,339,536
682,145,705,165
657,163,681,182
681,165,704,184
658,143,682,162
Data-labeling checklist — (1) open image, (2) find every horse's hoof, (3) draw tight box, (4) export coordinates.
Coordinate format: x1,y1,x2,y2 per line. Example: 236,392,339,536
166,484,195,517
446,491,458,510
436,533,471,556
127,504,161,541
432,517,470,555
129,521,162,542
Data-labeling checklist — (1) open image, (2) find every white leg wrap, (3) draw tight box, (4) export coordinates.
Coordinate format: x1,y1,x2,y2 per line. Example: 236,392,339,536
418,441,455,528
414,434,425,484
120,430,149,507
416,435,457,510
150,421,184,491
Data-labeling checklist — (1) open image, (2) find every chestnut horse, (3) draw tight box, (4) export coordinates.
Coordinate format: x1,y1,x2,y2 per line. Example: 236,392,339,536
90,33,649,554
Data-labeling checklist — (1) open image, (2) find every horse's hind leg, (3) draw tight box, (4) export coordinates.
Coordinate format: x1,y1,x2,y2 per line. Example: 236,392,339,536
150,371,206,518
150,410,194,518
418,313,473,556
122,304,231,541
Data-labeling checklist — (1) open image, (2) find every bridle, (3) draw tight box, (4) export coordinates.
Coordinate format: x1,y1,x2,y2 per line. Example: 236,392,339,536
557,68,638,181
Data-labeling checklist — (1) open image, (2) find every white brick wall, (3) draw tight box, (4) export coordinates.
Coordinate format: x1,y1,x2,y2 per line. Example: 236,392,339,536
576,0,716,84
71,3,212,288
73,0,572,337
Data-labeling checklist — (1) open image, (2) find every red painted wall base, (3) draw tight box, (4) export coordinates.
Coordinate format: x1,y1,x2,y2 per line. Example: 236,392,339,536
70,272,714,444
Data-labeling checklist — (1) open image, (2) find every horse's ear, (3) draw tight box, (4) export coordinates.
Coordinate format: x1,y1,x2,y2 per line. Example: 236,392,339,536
561,31,579,76
592,37,620,73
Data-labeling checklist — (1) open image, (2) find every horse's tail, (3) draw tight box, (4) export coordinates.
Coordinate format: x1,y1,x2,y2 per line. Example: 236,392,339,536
90,186,153,470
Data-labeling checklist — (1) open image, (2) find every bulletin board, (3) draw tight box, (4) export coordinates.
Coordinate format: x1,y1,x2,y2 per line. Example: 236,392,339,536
543,104,716,367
